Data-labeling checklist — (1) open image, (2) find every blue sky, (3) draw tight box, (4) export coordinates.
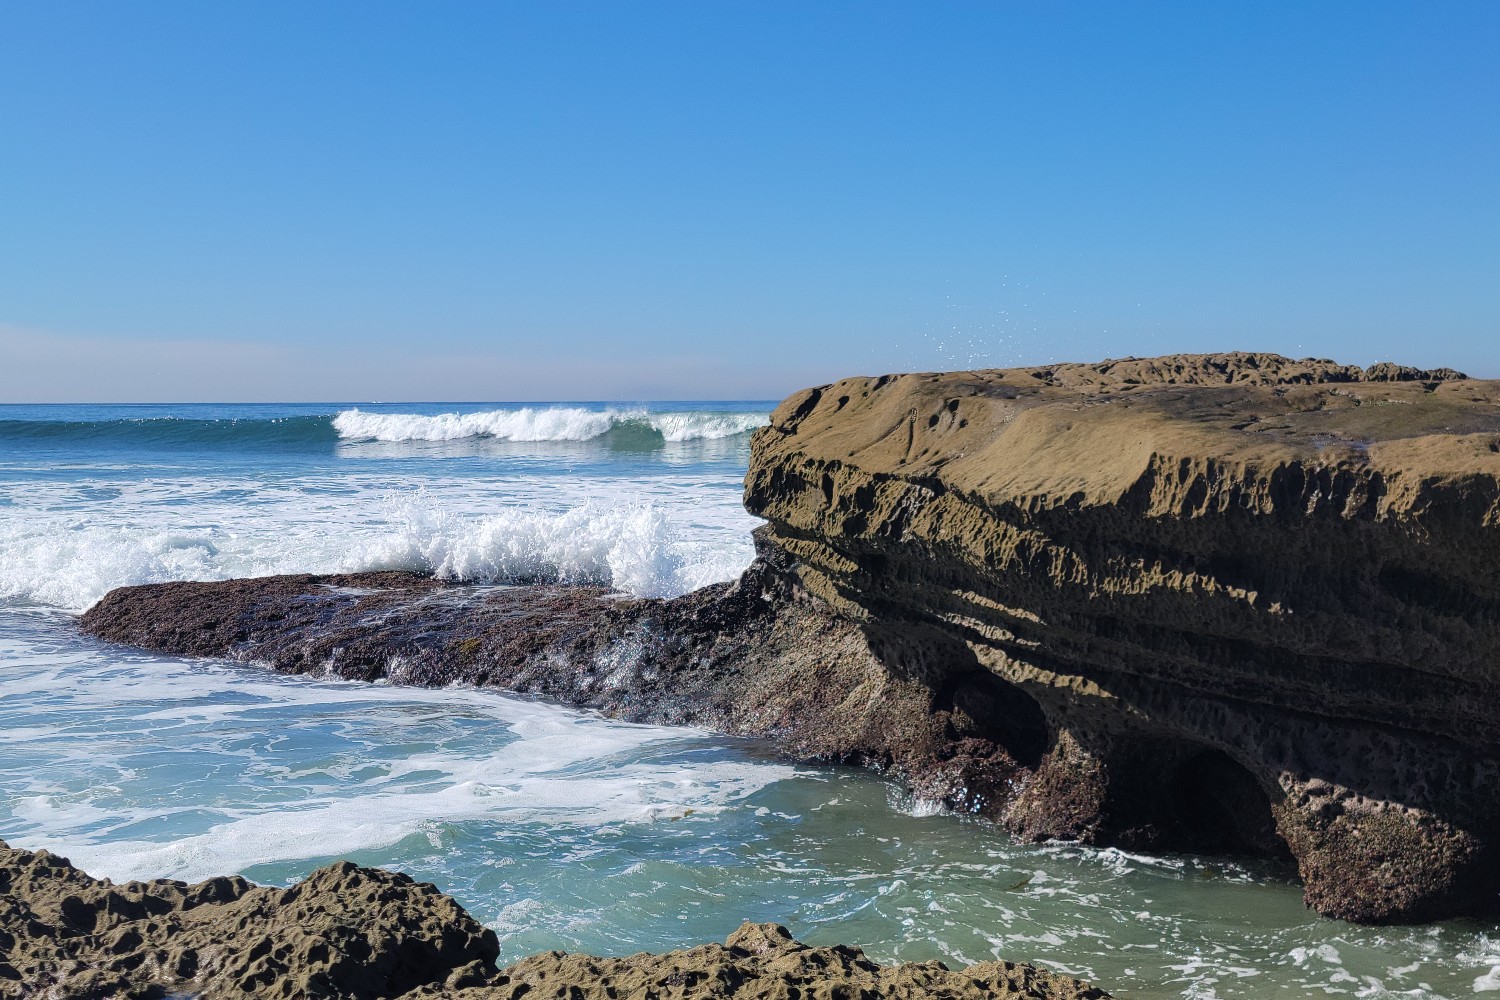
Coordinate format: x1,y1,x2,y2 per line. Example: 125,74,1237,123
1,2,1496,401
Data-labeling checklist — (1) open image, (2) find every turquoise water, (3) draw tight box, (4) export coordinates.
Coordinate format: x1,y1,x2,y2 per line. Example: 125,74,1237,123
1,403,1497,998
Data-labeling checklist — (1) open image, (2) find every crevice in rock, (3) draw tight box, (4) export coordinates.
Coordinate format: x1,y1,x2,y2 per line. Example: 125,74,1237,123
1100,736,1252,854
1157,746,1288,858
937,670,1049,770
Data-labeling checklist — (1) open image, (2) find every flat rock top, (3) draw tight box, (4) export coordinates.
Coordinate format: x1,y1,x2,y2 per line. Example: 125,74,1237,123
760,352,1500,518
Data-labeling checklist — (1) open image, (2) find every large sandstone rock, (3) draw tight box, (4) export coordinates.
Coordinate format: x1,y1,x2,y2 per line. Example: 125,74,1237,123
743,352,1500,923
0,840,1107,999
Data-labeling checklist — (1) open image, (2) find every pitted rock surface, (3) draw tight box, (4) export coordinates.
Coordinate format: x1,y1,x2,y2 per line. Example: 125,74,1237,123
0,838,498,999
431,921,1109,1000
744,352,1500,923
0,840,1108,999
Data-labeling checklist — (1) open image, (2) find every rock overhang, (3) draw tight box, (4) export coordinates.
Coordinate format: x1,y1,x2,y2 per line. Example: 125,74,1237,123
746,352,1500,923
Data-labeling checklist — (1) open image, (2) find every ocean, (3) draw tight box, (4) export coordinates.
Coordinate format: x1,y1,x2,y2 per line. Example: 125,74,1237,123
1,401,1496,998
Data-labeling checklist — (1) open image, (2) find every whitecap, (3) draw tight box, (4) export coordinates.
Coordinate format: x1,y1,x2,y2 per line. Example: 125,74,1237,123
331,407,769,444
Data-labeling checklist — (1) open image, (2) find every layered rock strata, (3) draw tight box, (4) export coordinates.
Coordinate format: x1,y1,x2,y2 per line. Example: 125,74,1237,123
80,353,1500,924
0,840,1107,999
743,353,1500,924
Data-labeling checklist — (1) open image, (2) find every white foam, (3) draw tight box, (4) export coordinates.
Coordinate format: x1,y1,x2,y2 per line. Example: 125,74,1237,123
1290,944,1344,966
334,407,620,442
0,475,759,610
332,408,768,443
646,411,769,442
18,754,788,884
350,493,742,598
0,636,799,883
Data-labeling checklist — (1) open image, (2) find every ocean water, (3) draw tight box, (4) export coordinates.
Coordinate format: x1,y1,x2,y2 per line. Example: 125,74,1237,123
1,402,1497,999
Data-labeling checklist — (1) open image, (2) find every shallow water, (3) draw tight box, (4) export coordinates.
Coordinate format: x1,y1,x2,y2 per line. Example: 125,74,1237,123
2,403,1498,998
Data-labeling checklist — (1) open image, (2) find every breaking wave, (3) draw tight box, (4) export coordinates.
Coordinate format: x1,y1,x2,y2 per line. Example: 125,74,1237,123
0,408,768,453
0,494,757,612
331,408,768,444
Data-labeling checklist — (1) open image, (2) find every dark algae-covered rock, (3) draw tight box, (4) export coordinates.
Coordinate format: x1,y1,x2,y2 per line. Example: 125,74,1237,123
0,840,1109,1000
81,352,1500,924
79,561,976,804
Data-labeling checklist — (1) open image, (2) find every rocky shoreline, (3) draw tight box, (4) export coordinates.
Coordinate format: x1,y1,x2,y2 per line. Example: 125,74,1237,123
0,839,1109,1000
77,353,1500,927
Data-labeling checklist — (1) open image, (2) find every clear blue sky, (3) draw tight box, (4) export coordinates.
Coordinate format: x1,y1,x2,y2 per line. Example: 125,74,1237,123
2,2,1496,401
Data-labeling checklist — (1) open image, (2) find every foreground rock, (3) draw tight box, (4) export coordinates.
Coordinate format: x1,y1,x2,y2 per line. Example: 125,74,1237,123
0,839,1108,1000
82,353,1500,924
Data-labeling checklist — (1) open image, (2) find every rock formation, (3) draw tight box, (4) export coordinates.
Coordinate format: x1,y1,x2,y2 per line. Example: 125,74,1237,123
0,839,1107,999
80,353,1500,924
743,352,1500,924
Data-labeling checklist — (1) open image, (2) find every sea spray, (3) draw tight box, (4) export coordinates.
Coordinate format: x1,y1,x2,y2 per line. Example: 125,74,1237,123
0,493,755,611
346,491,741,599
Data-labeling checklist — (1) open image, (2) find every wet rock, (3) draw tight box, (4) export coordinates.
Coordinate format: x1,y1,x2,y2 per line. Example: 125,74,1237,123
436,922,1110,1000
0,840,1108,999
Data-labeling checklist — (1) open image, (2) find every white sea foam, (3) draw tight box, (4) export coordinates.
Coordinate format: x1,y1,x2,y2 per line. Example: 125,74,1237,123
0,475,759,610
0,632,798,883
14,749,788,883
332,407,767,443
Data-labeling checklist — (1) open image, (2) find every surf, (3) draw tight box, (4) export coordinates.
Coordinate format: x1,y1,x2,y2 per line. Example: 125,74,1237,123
331,407,769,445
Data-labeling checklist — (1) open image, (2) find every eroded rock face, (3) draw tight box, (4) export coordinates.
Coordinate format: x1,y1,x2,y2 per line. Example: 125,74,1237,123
744,352,1500,923
0,838,499,999
0,840,1108,1000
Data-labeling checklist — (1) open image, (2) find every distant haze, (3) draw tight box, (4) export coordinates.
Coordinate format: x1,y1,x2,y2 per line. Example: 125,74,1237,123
1,2,1496,402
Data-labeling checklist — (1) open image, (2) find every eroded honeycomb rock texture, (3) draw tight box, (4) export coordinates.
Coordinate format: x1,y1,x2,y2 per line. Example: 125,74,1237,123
0,841,1107,999
0,838,499,999
744,353,1500,923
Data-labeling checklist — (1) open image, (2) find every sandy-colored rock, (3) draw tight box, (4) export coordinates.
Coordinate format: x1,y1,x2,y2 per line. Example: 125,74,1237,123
0,840,1107,999
744,352,1500,923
